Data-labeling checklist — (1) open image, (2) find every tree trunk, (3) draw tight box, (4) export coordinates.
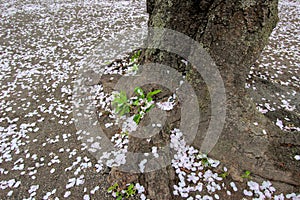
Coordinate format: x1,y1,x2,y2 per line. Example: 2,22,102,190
108,0,300,198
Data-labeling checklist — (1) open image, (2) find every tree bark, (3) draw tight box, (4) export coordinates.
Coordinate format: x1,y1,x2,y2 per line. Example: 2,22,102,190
108,0,300,198
144,0,299,195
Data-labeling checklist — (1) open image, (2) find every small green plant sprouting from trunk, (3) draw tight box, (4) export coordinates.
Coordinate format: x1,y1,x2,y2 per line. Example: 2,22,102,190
197,154,211,167
132,63,139,72
107,183,119,193
130,50,141,63
112,91,130,116
107,183,123,200
132,87,161,124
128,50,142,74
107,183,137,200
241,170,252,179
112,87,161,124
125,183,136,198
220,171,229,179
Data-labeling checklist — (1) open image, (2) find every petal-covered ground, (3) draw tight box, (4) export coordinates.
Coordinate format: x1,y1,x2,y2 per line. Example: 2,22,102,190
0,0,299,200
0,1,147,199
246,0,300,133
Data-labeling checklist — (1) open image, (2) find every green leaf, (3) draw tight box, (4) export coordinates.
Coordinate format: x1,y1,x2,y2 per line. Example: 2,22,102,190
114,106,121,114
116,192,122,200
112,91,130,116
119,105,130,116
241,170,251,179
107,186,114,193
220,172,229,179
145,104,155,113
126,190,134,198
136,50,141,57
132,99,139,106
128,184,134,190
146,89,161,100
134,87,144,98
125,184,136,198
119,91,128,101
132,64,139,71
130,50,141,63
133,114,141,124
201,158,210,166
107,183,118,193
146,97,153,102
116,196,122,200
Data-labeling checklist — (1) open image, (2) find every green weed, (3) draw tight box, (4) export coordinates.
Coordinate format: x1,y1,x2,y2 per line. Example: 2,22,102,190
107,183,136,200
112,91,130,116
241,170,251,179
